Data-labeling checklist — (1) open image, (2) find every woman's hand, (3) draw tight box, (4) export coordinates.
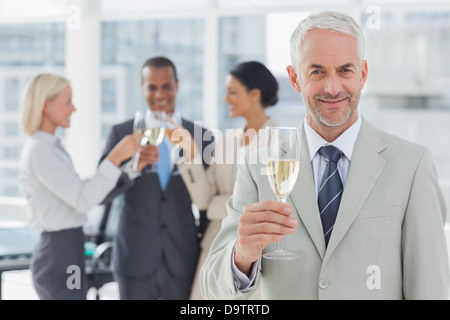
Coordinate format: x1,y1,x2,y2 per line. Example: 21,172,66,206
107,134,142,167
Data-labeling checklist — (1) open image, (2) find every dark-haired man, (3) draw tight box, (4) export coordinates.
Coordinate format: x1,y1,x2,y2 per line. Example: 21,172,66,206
101,56,214,299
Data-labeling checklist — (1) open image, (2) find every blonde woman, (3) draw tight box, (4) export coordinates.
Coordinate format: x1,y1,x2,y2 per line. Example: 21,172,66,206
176,61,279,300
18,73,142,300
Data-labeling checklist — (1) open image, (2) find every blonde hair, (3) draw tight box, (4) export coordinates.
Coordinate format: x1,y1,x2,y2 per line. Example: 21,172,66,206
19,73,70,136
290,11,365,72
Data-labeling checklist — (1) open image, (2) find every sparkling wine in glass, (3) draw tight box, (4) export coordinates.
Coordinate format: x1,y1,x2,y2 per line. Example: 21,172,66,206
131,110,166,172
145,110,166,173
130,110,147,172
264,127,301,260
145,111,166,147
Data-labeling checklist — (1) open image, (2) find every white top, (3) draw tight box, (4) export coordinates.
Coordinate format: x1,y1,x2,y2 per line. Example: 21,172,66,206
18,130,122,232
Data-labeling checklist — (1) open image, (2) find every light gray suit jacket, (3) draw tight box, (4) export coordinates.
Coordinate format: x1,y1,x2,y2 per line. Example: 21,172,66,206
200,117,449,300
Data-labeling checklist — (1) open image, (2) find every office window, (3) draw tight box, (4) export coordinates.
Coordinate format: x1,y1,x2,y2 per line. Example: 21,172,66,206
3,145,20,161
4,122,19,137
101,123,111,141
217,16,266,131
101,78,117,114
0,1,446,214
3,78,19,112
362,10,450,110
217,13,310,132
358,8,450,215
0,23,65,66
0,22,65,198
100,19,204,128
4,167,18,179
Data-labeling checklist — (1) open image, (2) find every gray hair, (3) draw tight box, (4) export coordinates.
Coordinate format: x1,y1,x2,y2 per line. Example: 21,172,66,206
289,11,365,72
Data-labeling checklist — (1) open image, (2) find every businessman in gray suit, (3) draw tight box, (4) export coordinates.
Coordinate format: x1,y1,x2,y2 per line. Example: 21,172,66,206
101,56,214,299
200,11,449,299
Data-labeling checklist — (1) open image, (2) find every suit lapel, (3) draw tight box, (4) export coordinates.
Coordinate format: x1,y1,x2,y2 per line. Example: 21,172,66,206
290,124,326,259
324,119,388,261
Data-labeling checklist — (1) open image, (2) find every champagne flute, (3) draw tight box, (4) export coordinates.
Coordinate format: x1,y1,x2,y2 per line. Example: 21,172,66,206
264,126,301,260
164,111,182,157
130,110,147,172
145,110,166,172
131,110,166,172
145,110,166,146
165,111,182,142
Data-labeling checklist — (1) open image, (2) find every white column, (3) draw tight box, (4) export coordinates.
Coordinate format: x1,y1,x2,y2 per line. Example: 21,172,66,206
202,0,219,131
65,0,101,178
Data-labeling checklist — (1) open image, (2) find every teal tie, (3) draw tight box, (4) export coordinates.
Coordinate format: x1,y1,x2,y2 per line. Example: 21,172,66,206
156,137,171,190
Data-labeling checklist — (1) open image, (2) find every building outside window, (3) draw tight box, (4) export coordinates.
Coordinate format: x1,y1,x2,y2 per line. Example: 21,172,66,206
0,23,65,197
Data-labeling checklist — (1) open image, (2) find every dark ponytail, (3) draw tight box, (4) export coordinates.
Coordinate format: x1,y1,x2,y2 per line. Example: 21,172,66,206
229,61,279,108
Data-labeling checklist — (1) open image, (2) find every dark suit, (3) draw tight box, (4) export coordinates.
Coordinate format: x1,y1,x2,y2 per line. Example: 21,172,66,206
101,117,214,300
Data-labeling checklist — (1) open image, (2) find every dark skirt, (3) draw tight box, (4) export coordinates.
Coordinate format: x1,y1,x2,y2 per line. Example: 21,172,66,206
31,227,87,300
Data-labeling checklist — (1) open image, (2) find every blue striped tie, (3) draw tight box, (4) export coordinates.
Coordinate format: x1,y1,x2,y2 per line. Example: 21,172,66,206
318,145,343,247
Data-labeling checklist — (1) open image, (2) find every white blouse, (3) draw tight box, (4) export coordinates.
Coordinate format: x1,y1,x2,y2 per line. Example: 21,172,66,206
18,130,122,232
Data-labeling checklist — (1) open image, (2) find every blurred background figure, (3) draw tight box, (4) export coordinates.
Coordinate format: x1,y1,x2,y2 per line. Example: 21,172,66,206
100,56,215,300
177,61,279,300
17,73,141,300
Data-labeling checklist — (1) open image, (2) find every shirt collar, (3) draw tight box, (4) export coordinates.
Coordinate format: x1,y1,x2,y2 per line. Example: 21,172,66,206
33,130,61,146
304,113,362,162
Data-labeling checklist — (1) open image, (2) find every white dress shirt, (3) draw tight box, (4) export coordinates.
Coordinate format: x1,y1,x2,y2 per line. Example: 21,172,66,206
18,130,122,232
305,113,362,194
233,113,362,289
125,134,177,180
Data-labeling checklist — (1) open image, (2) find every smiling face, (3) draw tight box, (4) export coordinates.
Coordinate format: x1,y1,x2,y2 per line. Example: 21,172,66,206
41,85,76,133
224,75,257,118
141,66,178,114
287,28,368,140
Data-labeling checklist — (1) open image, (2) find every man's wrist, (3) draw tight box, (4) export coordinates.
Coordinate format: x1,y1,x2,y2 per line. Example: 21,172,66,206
234,246,257,277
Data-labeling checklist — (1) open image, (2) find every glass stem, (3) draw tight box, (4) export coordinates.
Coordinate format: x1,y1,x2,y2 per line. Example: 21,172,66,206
277,196,287,252
132,151,141,172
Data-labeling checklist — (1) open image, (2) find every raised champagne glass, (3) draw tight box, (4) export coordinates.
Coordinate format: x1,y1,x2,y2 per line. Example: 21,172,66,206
130,110,147,172
131,110,166,172
264,126,301,260
165,111,182,141
145,110,166,146
145,110,166,172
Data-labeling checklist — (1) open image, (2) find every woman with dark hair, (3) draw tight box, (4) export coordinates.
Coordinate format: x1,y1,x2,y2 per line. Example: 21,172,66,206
177,61,279,300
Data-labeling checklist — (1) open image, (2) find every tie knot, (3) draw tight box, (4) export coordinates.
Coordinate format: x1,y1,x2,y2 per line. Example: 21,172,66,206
319,145,342,163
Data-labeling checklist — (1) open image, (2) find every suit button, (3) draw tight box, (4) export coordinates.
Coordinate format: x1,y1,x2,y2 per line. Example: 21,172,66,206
319,279,329,289
161,196,167,202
